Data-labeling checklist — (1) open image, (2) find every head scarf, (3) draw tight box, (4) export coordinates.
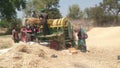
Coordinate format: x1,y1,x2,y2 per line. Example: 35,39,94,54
40,8,45,12
80,26,86,33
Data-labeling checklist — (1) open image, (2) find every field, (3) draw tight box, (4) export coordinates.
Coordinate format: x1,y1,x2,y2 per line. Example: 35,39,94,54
0,26,120,68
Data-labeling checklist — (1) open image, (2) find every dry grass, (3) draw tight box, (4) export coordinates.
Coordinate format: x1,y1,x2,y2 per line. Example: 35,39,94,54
0,35,14,49
0,27,120,68
0,28,7,34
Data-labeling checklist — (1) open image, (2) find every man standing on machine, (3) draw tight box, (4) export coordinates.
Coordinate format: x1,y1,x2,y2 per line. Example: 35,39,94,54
39,8,50,35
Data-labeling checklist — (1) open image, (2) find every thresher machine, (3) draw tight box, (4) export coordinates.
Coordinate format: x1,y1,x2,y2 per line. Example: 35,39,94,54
23,17,74,49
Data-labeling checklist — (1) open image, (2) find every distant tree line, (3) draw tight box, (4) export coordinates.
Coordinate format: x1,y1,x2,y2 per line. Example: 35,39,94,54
67,0,120,26
67,4,84,20
1,0,120,28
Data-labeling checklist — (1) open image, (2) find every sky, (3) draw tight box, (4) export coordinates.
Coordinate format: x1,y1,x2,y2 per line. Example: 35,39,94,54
59,0,102,17
17,0,102,18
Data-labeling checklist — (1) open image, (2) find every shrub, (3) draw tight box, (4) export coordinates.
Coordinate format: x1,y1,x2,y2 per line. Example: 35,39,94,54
0,20,10,28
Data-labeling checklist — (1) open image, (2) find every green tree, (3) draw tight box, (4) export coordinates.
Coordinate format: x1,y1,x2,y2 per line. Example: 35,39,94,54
100,0,120,23
0,20,10,28
67,4,83,19
46,8,62,19
33,0,59,10
24,0,61,19
85,6,108,26
84,8,93,20
84,0,120,26
0,0,26,21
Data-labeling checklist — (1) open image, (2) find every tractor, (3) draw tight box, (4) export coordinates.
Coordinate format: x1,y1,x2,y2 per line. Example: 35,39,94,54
22,17,74,49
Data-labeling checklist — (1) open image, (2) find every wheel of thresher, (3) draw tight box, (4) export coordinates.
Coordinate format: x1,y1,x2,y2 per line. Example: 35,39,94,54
57,34,66,49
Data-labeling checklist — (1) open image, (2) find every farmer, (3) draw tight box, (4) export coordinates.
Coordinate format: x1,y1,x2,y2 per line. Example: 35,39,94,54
77,26,88,52
39,8,50,35
12,27,19,43
20,27,27,42
73,30,78,46
31,11,37,18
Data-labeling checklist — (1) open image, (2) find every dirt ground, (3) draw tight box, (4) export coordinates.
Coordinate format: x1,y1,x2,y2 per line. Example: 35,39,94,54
0,26,120,68
0,35,13,49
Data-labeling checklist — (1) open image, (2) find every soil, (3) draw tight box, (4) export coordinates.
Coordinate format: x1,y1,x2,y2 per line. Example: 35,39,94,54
0,26,120,68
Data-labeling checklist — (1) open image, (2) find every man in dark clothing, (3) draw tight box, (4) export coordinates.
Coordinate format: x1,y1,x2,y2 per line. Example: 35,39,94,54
31,11,37,18
39,9,50,35
12,27,19,43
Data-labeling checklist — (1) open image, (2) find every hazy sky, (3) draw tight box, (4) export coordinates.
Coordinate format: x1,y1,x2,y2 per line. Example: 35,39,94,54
59,0,102,17
17,0,102,18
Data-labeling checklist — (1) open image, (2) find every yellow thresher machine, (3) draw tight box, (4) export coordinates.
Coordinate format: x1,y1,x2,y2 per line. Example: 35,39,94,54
23,17,74,49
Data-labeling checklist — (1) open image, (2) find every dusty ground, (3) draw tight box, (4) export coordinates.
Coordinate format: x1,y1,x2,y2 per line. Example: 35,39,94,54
0,26,120,68
0,35,13,49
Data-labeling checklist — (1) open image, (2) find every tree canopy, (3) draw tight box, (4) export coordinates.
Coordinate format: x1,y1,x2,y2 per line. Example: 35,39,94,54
24,0,61,19
67,4,84,19
84,0,120,26
0,0,26,21
100,0,120,22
